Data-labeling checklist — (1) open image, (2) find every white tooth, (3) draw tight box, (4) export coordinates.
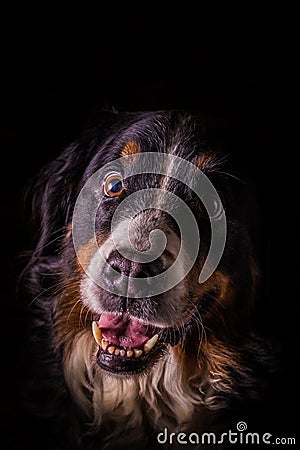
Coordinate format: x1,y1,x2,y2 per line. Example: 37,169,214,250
107,346,115,354
134,349,143,358
126,350,134,358
144,334,159,354
92,321,102,345
101,339,109,351
114,348,120,356
119,349,126,357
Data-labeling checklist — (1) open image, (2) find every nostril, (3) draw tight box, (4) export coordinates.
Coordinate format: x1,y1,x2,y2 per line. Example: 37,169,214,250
108,262,122,274
105,250,168,280
130,259,164,278
105,251,132,277
134,270,150,279
147,258,165,276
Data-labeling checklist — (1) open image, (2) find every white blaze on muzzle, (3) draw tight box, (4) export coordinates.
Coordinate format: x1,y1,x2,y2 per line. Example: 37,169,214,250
72,152,226,298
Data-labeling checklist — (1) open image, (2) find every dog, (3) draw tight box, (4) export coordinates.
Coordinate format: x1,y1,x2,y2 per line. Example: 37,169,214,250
21,110,269,449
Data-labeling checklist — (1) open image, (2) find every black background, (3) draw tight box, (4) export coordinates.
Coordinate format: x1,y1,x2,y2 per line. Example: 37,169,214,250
1,5,299,448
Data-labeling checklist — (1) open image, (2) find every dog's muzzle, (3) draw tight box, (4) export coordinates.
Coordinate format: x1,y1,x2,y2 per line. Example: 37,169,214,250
85,210,194,375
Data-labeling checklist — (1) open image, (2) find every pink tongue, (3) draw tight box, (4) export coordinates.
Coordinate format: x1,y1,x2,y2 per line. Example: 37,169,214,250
98,313,154,348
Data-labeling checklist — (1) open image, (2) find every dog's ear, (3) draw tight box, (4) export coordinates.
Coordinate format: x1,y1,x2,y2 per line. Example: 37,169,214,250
29,142,82,257
29,110,121,258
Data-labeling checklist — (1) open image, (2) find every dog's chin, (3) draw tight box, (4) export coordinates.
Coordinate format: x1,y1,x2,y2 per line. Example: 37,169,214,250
91,309,194,377
96,343,165,376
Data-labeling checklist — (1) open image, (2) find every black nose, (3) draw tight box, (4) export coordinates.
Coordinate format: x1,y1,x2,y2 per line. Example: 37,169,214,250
105,250,164,280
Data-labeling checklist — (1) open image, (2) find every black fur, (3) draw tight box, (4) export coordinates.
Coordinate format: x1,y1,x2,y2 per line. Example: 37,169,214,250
19,110,275,450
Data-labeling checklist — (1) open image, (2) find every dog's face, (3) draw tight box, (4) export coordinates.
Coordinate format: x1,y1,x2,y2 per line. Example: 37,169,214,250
47,111,255,383
79,154,213,376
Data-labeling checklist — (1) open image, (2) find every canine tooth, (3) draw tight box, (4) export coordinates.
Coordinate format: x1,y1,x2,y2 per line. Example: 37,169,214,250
134,349,143,358
144,334,159,354
119,349,126,357
107,346,115,354
101,339,109,351
92,321,102,345
126,350,134,358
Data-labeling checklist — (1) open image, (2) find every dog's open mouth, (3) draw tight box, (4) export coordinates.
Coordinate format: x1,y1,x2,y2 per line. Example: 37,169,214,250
91,312,190,375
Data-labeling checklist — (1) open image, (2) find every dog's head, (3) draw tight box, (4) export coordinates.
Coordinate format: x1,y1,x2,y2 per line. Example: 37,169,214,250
30,110,257,384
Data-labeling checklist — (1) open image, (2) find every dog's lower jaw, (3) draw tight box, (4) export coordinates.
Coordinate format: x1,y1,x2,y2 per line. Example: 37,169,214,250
62,332,204,442
62,324,256,448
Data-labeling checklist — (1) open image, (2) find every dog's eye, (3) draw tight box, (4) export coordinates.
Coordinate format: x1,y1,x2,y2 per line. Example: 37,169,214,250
103,172,124,197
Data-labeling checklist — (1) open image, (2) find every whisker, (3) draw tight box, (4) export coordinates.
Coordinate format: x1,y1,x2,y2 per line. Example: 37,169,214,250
25,282,64,310
66,298,82,323
32,229,69,254
84,306,92,328
204,291,226,310
218,170,245,184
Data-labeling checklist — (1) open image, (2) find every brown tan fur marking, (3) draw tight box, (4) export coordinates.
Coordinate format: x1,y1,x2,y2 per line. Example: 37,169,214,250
120,141,141,157
194,152,220,173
